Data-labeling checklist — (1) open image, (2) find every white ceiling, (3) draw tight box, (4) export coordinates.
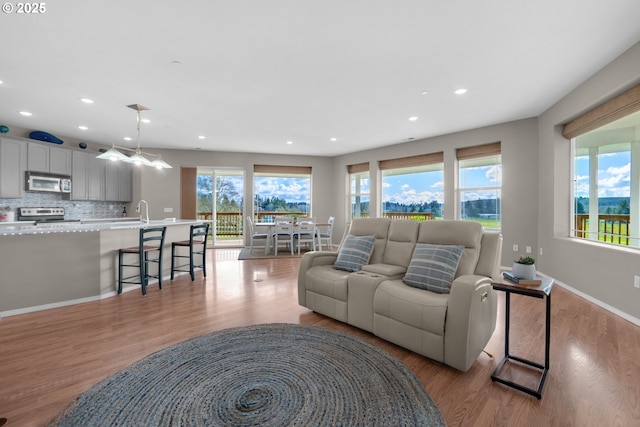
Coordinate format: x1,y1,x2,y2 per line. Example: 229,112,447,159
1,0,639,157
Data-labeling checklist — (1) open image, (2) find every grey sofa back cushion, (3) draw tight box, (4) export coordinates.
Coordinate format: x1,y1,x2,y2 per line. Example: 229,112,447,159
417,220,483,277
348,218,391,264
382,219,420,268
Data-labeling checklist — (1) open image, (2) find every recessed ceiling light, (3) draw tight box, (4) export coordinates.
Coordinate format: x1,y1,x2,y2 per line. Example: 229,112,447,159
141,118,150,124
198,135,206,140
409,116,419,121
19,111,32,116
330,137,337,142
80,98,94,104
286,140,293,145
0,80,4,85
420,91,428,95
124,137,132,141
454,88,467,95
78,125,88,130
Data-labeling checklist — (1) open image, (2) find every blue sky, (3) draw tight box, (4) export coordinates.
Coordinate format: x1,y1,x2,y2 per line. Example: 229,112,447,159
382,171,444,204
380,164,501,205
254,176,310,203
575,151,631,198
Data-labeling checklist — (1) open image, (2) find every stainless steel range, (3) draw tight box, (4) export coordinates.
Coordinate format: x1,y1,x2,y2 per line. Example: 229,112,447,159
17,207,80,224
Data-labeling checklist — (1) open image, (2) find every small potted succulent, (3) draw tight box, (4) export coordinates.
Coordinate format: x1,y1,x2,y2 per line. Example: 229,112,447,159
512,256,536,280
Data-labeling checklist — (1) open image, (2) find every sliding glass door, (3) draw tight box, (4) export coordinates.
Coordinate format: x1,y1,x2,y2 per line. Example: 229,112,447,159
197,168,244,247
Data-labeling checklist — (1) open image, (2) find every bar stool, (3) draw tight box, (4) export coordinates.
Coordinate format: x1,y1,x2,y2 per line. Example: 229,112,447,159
171,223,210,281
118,226,167,296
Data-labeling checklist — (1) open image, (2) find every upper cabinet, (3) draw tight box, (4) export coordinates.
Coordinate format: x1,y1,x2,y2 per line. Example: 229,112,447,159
0,137,28,198
49,146,72,175
27,142,72,175
71,151,132,202
71,150,88,200
105,160,132,202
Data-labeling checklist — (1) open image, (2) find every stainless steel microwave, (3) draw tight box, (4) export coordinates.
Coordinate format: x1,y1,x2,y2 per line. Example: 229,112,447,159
25,172,72,193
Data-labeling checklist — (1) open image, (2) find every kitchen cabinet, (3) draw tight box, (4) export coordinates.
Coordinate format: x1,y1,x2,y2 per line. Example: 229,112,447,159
49,146,72,175
0,137,27,198
105,160,132,202
71,150,88,200
88,156,105,200
27,142,72,175
72,151,131,202
27,142,49,172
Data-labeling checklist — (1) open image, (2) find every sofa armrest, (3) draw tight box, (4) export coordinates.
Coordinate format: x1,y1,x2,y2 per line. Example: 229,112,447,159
443,274,497,372
298,251,339,305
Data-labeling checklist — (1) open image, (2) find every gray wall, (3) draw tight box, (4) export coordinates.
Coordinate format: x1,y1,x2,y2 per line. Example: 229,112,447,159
537,42,640,321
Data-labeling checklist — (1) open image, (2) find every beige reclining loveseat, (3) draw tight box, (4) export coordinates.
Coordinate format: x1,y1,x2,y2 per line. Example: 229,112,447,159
298,218,503,372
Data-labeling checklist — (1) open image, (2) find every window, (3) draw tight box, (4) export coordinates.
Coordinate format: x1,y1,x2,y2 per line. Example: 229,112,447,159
253,165,311,222
564,83,640,248
457,142,502,229
379,153,443,221
571,111,639,247
348,163,369,220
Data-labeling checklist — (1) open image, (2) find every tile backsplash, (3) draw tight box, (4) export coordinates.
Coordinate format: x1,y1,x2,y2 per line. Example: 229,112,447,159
0,193,127,220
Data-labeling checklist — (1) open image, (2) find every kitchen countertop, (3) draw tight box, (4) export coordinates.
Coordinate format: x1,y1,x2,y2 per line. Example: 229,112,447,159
0,218,207,236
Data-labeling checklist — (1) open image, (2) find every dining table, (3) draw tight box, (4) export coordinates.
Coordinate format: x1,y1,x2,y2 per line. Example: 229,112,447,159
254,221,331,254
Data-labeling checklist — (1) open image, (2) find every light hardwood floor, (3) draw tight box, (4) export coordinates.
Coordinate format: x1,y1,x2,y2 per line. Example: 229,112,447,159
1,248,639,426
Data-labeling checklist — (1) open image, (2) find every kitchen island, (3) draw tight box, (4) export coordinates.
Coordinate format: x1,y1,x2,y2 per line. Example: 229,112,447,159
0,219,208,316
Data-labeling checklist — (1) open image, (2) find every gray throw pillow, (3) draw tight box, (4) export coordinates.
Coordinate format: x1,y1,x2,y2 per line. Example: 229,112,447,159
333,234,376,272
403,243,465,294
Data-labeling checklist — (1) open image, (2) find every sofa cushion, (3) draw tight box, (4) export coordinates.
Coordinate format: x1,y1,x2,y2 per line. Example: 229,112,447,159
417,220,483,277
403,243,464,294
348,218,390,264
333,234,376,272
381,219,420,268
305,265,350,301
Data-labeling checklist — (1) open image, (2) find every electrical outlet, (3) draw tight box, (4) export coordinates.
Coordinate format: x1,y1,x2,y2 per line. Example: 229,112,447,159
540,247,544,256
164,207,173,213
526,246,532,254
634,275,640,289
513,244,518,252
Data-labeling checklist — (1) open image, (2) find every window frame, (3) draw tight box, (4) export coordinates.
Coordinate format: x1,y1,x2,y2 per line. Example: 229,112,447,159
379,153,444,221
456,142,502,230
348,162,370,221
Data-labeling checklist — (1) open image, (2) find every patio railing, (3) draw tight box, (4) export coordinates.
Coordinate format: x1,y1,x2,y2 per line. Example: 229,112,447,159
197,211,435,237
574,214,630,245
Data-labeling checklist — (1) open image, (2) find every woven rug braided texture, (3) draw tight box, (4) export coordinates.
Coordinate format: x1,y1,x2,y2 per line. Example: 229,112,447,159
48,323,446,426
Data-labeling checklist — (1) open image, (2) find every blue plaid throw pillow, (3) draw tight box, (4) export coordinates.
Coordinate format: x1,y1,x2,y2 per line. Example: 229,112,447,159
333,234,376,272
403,243,465,294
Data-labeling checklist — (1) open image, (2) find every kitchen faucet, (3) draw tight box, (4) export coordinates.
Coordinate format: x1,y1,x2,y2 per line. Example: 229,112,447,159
136,200,149,224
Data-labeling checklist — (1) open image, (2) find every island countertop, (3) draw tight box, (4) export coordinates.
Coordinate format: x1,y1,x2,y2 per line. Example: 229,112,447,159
0,218,206,236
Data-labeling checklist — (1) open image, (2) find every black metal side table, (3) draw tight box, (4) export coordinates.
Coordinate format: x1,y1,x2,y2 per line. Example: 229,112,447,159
490,276,554,399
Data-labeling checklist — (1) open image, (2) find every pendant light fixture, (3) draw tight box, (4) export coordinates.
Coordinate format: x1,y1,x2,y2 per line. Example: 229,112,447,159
96,104,172,169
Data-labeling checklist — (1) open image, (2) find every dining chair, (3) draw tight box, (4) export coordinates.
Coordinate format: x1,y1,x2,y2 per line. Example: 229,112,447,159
118,226,167,295
273,221,294,255
246,216,268,253
170,223,210,281
295,221,316,254
317,216,335,251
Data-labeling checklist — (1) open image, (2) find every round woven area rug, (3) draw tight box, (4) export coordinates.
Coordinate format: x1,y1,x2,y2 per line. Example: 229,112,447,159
48,324,446,426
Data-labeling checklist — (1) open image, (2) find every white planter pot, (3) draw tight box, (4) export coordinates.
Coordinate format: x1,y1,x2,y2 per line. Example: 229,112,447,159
512,263,536,280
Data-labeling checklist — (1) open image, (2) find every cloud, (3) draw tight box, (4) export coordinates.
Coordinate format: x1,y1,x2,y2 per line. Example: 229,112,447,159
255,177,310,202
597,163,630,197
